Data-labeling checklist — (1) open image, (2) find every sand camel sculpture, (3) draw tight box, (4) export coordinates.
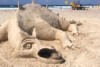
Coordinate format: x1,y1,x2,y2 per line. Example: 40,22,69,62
0,3,79,64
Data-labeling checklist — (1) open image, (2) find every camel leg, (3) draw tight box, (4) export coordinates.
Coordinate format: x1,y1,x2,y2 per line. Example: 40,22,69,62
0,21,9,42
55,29,73,48
32,26,73,48
68,24,79,35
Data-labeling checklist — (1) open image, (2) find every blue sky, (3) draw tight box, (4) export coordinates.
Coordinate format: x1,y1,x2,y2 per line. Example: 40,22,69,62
0,0,100,5
0,0,32,5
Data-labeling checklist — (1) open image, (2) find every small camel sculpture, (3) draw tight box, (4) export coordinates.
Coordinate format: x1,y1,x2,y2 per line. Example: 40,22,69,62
0,3,78,64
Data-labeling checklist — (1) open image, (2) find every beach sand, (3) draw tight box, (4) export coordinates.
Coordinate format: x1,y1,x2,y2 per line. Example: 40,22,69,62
0,7,100,67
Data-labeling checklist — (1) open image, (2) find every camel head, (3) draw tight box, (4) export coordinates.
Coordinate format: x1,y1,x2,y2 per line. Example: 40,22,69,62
13,28,65,64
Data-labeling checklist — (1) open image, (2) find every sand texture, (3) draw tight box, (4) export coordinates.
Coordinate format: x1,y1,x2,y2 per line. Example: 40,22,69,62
0,8,100,67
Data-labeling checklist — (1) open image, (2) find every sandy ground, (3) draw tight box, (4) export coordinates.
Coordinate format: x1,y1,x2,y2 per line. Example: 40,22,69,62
0,7,100,67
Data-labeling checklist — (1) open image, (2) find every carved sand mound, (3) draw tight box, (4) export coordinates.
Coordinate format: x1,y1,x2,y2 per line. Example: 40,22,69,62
0,3,79,65
0,3,99,67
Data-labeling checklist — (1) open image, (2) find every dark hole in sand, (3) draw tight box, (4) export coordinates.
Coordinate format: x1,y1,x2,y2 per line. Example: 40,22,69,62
38,48,56,58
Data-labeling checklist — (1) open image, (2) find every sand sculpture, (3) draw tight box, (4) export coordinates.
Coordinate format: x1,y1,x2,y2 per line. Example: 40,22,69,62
0,3,79,64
